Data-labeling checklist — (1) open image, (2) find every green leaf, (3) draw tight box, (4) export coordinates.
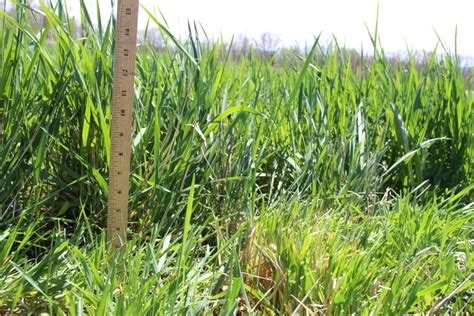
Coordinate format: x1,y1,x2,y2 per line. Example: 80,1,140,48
288,36,320,105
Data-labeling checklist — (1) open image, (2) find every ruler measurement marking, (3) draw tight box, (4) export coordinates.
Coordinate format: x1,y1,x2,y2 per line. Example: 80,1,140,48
107,0,139,248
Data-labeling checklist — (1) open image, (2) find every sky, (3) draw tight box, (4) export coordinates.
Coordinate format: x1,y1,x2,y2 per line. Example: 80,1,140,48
5,0,474,60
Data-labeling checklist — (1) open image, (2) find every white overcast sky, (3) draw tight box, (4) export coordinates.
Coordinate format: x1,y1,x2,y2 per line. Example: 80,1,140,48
6,0,474,58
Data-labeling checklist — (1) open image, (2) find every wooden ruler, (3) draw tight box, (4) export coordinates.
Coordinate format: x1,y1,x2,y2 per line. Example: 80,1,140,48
107,0,139,248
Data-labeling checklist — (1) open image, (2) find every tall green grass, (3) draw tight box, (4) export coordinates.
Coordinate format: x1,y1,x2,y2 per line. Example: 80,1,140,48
0,1,472,314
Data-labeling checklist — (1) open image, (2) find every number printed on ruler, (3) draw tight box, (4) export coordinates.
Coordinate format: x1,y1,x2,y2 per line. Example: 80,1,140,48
107,0,139,247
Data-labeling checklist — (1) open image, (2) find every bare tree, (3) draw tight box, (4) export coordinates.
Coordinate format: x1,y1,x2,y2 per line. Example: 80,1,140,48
148,27,164,48
259,32,280,57
228,35,251,61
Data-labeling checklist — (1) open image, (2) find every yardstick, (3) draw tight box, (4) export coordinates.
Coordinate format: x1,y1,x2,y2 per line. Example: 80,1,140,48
107,0,139,247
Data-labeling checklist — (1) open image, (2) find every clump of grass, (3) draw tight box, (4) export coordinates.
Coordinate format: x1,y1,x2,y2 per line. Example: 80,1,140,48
0,1,472,314
241,191,473,314
0,220,233,314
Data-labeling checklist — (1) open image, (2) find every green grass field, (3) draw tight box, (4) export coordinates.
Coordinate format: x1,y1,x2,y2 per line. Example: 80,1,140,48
0,2,473,315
